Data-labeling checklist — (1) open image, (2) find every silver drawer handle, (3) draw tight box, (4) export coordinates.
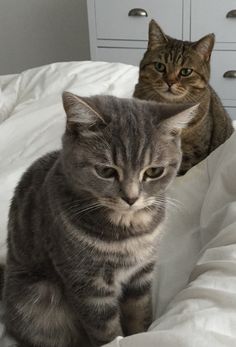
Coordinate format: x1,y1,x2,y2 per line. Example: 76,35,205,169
223,70,236,78
226,9,236,18
128,8,148,17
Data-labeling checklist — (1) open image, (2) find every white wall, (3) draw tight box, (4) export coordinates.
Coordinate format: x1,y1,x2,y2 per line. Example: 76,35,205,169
0,0,90,74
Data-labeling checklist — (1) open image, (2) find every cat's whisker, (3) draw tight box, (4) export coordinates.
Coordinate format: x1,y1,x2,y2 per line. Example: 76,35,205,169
164,197,184,212
64,201,98,211
166,196,184,206
65,203,104,220
61,197,99,211
64,202,96,214
150,202,165,210
71,204,103,217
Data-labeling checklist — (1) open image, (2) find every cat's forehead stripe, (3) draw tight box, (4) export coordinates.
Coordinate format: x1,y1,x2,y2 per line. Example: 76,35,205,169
159,41,188,66
110,114,154,171
112,137,127,167
142,147,152,168
136,134,147,164
164,52,169,63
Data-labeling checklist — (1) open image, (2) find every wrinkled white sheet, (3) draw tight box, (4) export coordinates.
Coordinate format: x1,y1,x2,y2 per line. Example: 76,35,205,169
1,61,236,347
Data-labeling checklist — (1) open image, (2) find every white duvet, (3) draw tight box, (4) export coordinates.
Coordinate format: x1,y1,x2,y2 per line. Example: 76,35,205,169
0,61,236,347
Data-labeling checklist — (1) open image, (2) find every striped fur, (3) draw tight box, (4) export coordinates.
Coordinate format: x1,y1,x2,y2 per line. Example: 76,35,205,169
134,20,234,175
4,94,195,347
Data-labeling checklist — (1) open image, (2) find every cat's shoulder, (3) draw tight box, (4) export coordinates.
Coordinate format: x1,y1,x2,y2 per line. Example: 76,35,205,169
14,150,60,197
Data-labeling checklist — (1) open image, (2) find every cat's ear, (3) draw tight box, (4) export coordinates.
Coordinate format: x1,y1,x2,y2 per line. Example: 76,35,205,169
158,104,199,133
148,19,168,50
62,92,106,133
193,33,215,62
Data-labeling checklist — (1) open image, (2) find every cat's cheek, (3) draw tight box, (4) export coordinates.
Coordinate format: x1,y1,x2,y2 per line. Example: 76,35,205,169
161,169,179,188
143,180,162,196
191,80,207,91
140,67,161,84
96,181,115,195
183,73,206,91
145,168,178,193
74,171,113,197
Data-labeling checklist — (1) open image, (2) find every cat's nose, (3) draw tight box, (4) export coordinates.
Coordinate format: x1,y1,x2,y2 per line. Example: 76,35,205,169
122,196,138,206
166,80,175,87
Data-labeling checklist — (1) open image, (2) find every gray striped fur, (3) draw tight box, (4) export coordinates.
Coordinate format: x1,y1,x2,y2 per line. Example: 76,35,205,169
4,93,196,347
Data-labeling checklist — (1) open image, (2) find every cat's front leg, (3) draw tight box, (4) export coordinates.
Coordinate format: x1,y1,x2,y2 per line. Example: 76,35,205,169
120,264,154,336
82,296,123,346
67,285,123,346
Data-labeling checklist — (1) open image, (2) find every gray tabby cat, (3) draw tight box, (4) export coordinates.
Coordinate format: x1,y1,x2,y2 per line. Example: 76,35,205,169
3,92,197,347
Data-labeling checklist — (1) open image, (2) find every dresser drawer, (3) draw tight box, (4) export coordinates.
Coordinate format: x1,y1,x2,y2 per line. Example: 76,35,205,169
210,51,236,102
191,0,236,42
94,0,183,41
96,47,146,66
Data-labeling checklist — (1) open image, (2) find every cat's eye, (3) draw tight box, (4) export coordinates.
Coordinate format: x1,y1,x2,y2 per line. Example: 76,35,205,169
155,62,166,73
180,68,193,77
95,165,118,179
144,167,165,180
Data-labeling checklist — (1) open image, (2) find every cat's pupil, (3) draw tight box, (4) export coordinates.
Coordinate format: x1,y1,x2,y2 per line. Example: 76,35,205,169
180,68,193,77
95,165,117,179
155,62,166,73
144,167,164,179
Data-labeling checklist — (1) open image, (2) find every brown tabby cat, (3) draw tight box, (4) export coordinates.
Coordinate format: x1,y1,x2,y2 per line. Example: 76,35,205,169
3,92,197,347
134,20,234,175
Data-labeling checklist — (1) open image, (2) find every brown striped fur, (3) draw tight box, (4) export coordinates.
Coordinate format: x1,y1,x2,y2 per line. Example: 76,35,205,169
134,20,234,175
4,93,197,347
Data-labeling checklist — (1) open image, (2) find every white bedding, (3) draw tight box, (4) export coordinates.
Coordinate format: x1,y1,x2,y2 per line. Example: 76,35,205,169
1,61,236,346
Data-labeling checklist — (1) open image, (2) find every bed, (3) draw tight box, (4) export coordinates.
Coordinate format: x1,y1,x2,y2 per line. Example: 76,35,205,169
1,61,236,347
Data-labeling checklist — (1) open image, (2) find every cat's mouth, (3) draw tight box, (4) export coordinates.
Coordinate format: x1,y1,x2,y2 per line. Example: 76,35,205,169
99,196,157,215
163,89,185,98
98,197,159,227
100,199,144,213
161,85,187,99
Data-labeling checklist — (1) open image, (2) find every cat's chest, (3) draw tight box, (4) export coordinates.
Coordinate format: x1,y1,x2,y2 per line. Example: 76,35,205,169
103,243,155,291
114,264,141,287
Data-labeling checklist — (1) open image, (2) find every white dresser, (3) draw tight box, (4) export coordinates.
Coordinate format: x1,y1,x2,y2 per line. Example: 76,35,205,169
87,0,236,119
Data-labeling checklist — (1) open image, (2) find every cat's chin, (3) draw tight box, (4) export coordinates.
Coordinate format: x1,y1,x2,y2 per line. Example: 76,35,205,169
107,209,153,228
